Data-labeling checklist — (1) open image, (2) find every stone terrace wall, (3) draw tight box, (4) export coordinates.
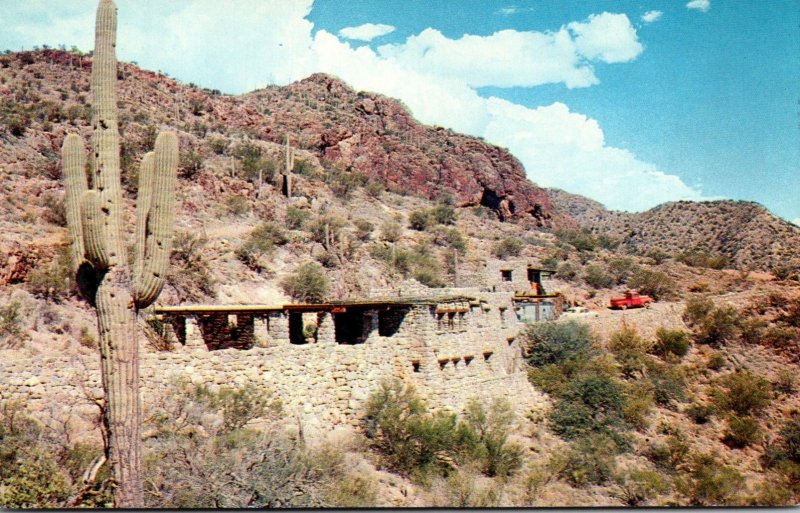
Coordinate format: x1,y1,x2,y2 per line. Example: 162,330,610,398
0,293,549,437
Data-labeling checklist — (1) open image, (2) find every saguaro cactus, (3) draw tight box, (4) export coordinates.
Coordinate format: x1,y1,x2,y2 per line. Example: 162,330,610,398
282,136,294,198
62,0,178,507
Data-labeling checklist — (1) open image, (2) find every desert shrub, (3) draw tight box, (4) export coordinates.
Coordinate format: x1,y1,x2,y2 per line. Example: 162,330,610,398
615,468,670,506
408,244,444,288
169,231,215,302
235,222,287,270
26,245,73,300
492,237,523,259
555,229,597,252
685,403,713,424
408,209,434,231
712,371,772,416
738,316,768,345
556,261,578,281
583,264,614,289
559,434,619,486
523,320,593,367
723,415,762,448
683,296,715,326
41,192,67,226
683,452,745,506
431,203,457,225
224,194,250,216
208,136,228,154
364,180,384,199
179,149,203,179
607,257,639,285
143,382,347,508
623,382,655,430
280,263,329,303
693,306,740,346
609,326,651,377
285,206,310,230
678,250,728,270
428,470,503,508
778,298,800,327
353,219,374,241
0,300,27,348
463,398,523,477
652,327,690,360
706,351,727,371
646,361,686,408
308,215,347,246
780,417,800,463
627,268,677,300
432,227,467,252
774,369,797,395
232,141,272,183
363,380,479,479
380,220,402,243
325,168,368,199
647,432,690,471
761,326,797,350
646,248,671,265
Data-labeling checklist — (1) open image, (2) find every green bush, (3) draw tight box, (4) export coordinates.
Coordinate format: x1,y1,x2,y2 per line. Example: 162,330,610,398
556,262,578,281
280,263,329,303
647,432,690,471
463,398,524,477
492,237,523,259
559,434,619,487
432,227,467,252
285,206,310,230
653,327,691,360
235,222,288,269
615,468,670,506
308,215,347,246
353,219,374,241
380,220,402,243
685,403,713,424
0,300,26,348
723,415,762,448
555,229,597,252
225,194,250,216
712,371,772,416
608,258,640,285
364,180,384,199
583,264,614,289
683,296,715,326
609,326,651,378
325,168,369,199
409,209,434,231
646,248,671,265
678,250,728,270
363,380,479,479
431,203,457,225
623,382,655,430
524,320,593,367
179,149,203,179
233,141,273,184
646,361,686,408
627,268,677,300
694,306,741,346
684,452,745,506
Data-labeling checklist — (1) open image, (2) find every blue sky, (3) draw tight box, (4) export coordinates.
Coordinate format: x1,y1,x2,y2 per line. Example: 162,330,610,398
1,1,798,223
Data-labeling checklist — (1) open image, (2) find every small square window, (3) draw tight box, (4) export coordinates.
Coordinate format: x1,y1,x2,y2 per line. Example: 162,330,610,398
501,270,513,282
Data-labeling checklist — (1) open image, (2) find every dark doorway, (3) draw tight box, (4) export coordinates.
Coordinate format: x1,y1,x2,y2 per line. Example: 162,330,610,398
334,310,365,344
378,308,406,337
289,313,306,345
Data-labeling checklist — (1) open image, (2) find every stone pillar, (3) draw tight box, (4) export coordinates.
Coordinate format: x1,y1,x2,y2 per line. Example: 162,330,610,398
268,312,290,344
254,316,269,347
185,316,206,351
316,312,335,346
237,314,255,349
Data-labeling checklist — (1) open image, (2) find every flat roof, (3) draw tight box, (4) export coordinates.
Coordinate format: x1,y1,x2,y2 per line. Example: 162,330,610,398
153,295,476,316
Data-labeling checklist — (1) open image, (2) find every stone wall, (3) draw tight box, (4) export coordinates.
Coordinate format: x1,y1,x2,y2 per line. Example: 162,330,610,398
0,292,549,437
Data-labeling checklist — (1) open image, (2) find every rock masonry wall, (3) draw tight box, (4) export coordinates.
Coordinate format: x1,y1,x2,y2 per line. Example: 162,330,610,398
0,292,548,436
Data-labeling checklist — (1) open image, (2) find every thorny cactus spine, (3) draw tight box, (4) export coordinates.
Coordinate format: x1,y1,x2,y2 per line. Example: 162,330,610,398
61,0,178,507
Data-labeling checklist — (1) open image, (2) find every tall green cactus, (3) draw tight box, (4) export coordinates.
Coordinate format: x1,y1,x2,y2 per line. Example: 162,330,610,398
62,0,178,507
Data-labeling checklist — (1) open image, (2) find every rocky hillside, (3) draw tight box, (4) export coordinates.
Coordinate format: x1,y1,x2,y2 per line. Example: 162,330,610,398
549,189,800,275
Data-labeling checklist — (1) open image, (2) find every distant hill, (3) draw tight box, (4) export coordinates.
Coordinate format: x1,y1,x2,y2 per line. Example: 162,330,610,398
549,188,800,273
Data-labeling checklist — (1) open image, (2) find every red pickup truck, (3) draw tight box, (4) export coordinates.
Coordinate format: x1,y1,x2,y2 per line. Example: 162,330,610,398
609,291,653,310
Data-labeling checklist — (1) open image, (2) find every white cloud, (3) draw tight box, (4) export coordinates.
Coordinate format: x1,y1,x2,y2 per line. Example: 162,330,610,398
792,218,800,227
686,0,711,12
641,10,663,23
0,3,707,212
377,13,643,89
338,23,395,42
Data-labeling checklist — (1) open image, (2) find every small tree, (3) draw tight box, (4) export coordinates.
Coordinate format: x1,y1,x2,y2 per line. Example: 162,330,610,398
280,263,329,303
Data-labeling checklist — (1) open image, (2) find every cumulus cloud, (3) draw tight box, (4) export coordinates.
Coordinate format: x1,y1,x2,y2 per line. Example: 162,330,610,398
0,3,707,212
686,0,711,12
641,10,663,23
338,23,395,42
377,13,642,89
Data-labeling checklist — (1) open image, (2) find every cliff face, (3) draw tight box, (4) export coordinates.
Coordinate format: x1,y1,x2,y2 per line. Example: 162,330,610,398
234,73,559,225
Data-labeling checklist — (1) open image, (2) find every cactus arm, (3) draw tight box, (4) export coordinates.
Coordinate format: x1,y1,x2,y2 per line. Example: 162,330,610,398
133,152,154,286
134,132,178,309
62,134,88,273
81,190,111,269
